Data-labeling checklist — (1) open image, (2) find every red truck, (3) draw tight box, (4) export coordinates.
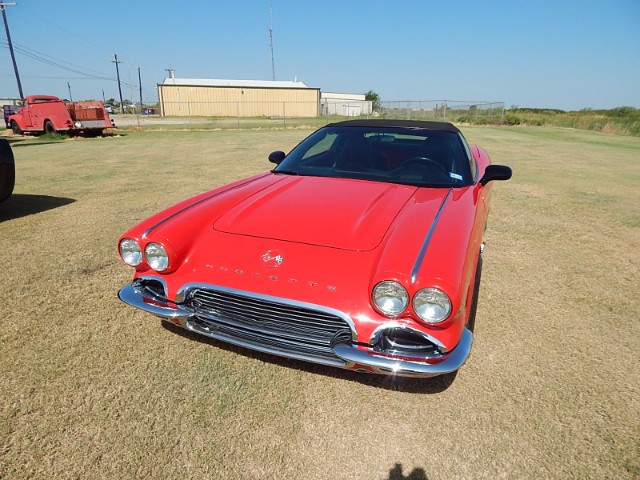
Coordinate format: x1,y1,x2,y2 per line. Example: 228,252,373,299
8,95,114,136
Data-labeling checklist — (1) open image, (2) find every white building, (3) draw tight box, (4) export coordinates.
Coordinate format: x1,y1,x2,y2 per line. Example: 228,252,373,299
320,92,373,117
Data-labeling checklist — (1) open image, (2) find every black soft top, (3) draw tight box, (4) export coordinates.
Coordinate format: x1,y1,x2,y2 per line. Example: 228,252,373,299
326,119,461,133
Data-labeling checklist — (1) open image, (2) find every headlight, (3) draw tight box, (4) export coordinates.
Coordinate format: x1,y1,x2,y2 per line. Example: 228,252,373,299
372,281,409,316
74,121,82,128
119,238,142,266
413,288,451,324
145,242,169,272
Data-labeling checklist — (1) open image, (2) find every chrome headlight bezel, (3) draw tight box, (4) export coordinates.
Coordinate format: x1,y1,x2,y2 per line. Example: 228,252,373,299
413,287,452,324
372,280,409,316
119,238,142,267
145,242,169,272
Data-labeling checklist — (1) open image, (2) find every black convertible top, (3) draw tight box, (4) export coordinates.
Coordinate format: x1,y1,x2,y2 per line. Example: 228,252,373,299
327,119,461,133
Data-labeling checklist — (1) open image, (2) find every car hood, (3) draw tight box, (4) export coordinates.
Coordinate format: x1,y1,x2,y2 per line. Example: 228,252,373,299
214,175,419,251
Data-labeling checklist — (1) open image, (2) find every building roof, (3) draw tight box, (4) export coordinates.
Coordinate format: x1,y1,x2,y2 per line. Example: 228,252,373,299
161,78,316,90
321,92,366,101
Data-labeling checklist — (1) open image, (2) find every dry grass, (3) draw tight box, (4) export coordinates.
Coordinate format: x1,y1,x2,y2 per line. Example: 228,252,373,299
1,126,638,479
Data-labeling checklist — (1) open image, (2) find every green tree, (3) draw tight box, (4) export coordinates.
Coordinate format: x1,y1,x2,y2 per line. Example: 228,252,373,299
364,90,381,111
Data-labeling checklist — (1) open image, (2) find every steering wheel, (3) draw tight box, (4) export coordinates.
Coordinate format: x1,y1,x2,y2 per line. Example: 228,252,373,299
402,157,449,174
391,156,450,179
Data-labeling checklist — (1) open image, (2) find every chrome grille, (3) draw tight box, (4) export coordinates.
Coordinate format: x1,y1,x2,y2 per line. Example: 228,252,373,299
185,287,353,363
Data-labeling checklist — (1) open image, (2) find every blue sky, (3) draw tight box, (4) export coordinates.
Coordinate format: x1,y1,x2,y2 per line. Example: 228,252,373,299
1,0,639,110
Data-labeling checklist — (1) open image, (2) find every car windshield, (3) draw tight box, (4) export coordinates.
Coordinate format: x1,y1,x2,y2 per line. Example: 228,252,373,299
274,125,473,187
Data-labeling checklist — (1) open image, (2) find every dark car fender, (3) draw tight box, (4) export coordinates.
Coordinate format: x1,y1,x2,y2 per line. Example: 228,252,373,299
0,138,15,203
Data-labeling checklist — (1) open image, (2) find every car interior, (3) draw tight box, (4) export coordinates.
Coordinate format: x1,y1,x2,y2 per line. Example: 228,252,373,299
276,126,472,187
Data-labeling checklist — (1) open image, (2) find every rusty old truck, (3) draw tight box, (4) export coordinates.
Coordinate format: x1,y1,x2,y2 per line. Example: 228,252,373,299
8,95,114,136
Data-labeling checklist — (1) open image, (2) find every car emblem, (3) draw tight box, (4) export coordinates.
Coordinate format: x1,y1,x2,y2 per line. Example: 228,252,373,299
261,249,284,268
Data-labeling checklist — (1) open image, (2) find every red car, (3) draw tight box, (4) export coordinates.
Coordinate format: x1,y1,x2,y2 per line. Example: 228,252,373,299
117,120,511,378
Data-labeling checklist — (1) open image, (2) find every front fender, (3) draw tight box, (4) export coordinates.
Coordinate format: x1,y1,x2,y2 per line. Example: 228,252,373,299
7,115,23,129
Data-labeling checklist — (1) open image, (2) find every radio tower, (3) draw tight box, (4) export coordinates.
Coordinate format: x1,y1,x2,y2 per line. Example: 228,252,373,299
269,0,275,81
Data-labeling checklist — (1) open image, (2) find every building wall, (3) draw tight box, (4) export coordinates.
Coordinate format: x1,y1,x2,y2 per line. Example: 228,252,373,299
0,98,22,106
320,92,373,116
321,100,373,116
158,84,320,117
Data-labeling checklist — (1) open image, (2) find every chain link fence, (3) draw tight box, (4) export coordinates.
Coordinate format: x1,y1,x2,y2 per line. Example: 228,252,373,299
133,100,504,128
378,100,505,122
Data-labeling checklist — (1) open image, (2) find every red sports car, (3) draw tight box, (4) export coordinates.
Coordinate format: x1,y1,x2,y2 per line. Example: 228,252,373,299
118,120,511,378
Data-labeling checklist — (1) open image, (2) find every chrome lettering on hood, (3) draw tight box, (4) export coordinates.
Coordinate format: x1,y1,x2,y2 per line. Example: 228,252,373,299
204,262,337,292
410,188,453,283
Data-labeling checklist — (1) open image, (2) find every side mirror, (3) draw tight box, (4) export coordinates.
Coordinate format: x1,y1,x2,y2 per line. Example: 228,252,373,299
268,151,286,165
480,165,512,186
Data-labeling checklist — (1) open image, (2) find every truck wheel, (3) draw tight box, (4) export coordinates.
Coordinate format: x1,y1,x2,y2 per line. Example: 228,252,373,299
10,120,22,135
44,120,56,134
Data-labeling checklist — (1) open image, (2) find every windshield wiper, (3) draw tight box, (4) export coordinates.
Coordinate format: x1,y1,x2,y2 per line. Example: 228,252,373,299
274,169,299,175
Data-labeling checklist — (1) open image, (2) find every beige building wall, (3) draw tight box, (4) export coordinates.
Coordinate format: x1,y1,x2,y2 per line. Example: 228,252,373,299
158,84,320,117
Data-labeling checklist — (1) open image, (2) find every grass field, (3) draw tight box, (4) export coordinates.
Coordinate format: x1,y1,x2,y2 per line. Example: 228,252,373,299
1,126,638,479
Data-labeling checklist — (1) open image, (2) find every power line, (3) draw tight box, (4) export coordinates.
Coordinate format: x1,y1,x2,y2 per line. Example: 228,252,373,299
2,43,115,81
0,18,158,102
1,43,156,99
16,2,114,58
1,3,158,102
9,41,116,79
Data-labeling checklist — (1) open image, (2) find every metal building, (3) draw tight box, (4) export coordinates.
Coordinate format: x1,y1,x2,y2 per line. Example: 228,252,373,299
157,78,320,117
320,92,373,116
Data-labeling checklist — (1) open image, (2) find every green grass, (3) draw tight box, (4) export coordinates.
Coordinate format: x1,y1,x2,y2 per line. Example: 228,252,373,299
38,132,68,142
459,107,640,137
1,127,639,479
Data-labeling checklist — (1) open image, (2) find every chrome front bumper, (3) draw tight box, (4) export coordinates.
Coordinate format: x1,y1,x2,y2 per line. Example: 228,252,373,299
118,282,473,378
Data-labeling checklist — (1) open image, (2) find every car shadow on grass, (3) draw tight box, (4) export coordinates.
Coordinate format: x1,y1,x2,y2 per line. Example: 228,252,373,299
388,463,429,480
161,322,458,394
9,139,66,147
0,194,76,221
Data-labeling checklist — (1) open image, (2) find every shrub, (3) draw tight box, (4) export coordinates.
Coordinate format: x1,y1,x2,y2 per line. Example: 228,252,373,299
502,114,522,126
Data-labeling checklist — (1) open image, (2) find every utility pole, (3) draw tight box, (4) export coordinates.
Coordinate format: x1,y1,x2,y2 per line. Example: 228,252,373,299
112,53,124,114
67,82,72,101
137,67,143,112
1,2,24,99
